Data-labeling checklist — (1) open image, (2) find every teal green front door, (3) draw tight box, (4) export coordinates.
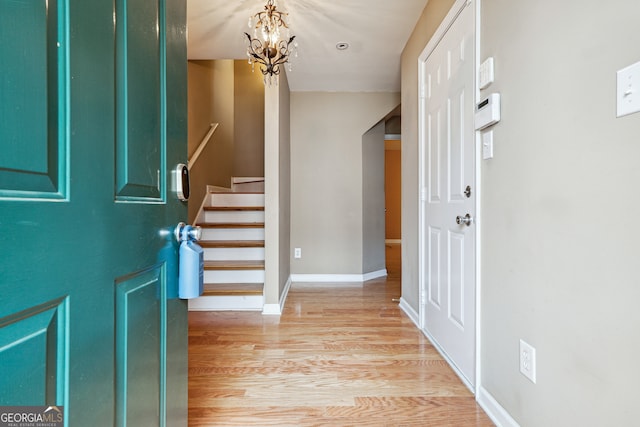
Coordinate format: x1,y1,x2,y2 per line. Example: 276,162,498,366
0,0,188,425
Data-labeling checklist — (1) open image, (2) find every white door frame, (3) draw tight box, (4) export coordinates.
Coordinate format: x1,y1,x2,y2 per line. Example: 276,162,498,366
417,0,482,394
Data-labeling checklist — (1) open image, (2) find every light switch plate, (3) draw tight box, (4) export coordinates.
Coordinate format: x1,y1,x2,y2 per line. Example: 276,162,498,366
617,61,640,117
479,57,495,90
482,130,494,159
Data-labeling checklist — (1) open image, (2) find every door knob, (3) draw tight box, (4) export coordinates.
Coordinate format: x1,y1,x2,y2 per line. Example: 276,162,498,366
456,214,473,226
174,222,202,243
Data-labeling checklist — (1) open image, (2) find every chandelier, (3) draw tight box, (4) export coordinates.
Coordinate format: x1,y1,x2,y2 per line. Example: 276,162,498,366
244,0,297,84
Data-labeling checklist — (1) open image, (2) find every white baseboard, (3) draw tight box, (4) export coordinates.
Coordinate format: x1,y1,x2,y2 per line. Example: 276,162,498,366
280,275,292,307
398,298,420,327
262,276,292,315
261,303,281,315
363,269,387,281
291,269,387,283
477,386,520,427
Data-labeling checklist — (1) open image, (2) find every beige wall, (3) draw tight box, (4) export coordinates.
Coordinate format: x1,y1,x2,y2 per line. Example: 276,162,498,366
187,60,215,158
278,72,291,297
234,61,265,177
187,60,265,222
210,60,235,185
187,60,234,222
400,0,456,309
362,120,386,274
290,92,399,275
264,71,291,308
479,0,640,425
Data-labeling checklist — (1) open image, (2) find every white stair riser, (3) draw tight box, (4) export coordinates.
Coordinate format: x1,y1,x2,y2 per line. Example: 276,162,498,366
204,211,265,223
204,247,265,261
194,178,267,312
188,295,264,311
209,193,264,207
201,228,265,241
204,269,265,283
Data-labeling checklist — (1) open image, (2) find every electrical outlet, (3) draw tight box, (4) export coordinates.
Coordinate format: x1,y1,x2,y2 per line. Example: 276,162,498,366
294,248,301,259
519,339,537,384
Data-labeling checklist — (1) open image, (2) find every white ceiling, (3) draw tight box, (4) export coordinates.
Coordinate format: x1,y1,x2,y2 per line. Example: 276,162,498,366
187,0,429,92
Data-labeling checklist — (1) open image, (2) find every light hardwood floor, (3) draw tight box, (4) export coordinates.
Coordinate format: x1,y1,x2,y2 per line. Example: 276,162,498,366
188,277,493,426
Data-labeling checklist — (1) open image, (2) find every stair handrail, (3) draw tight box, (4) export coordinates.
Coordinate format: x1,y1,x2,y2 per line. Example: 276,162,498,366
188,123,219,171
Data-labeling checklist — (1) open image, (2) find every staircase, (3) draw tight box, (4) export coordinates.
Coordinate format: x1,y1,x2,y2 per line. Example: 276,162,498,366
188,177,265,311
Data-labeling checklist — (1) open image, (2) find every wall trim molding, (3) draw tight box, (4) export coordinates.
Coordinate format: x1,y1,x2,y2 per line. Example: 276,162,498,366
291,269,387,283
263,275,293,315
399,298,420,327
418,0,469,62
363,269,387,281
477,386,520,427
261,304,281,315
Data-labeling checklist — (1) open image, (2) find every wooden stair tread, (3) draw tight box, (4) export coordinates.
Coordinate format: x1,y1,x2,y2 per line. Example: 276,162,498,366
204,206,264,211
232,177,264,183
202,283,263,296
204,260,265,270
197,222,265,229
231,176,264,184
199,240,264,248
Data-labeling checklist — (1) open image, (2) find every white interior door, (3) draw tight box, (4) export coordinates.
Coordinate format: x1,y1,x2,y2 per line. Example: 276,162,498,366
419,1,476,386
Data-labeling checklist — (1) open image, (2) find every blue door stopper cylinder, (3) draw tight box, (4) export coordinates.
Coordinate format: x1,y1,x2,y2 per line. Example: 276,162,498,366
176,223,204,299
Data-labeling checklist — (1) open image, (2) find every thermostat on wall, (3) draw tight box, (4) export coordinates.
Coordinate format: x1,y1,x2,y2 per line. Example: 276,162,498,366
475,93,501,130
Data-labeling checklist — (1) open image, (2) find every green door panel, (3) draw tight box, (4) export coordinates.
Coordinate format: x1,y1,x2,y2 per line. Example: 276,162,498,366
0,0,188,425
115,0,163,201
0,299,68,406
0,0,67,199
115,267,163,426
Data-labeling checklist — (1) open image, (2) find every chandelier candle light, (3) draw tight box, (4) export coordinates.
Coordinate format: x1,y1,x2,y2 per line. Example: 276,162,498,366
245,0,297,85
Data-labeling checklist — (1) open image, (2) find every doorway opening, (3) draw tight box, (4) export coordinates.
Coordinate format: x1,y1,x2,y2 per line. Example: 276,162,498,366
385,135,401,279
